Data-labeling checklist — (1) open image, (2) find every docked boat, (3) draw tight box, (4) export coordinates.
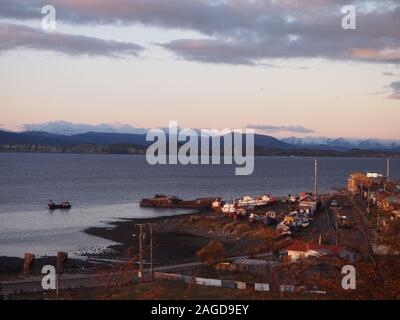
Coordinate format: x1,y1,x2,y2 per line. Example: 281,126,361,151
238,196,257,207
259,195,276,206
48,201,71,210
140,194,219,209
237,194,275,208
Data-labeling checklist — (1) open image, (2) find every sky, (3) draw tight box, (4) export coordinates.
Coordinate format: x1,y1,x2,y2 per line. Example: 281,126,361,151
0,0,399,139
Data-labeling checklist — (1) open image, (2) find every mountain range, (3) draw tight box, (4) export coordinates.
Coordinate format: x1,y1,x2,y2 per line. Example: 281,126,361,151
282,136,400,152
0,129,292,149
8,121,399,152
0,128,399,156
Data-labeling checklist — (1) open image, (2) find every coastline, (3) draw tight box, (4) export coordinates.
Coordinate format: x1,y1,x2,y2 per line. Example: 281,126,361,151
1,146,399,158
84,211,264,267
0,211,262,279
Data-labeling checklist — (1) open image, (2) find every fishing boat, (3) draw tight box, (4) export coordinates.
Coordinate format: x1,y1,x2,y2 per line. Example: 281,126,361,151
48,201,71,210
238,194,275,208
238,196,257,207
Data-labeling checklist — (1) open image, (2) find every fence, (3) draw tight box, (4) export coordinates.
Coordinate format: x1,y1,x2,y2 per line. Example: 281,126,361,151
154,272,326,295
154,272,270,293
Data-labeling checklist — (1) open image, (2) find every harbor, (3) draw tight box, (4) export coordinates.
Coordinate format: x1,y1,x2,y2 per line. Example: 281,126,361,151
2,157,399,299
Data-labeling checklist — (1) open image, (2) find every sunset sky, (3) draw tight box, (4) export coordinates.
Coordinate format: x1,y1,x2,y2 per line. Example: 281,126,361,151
0,0,399,139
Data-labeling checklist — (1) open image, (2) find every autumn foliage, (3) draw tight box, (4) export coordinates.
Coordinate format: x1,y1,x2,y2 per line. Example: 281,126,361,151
196,240,225,265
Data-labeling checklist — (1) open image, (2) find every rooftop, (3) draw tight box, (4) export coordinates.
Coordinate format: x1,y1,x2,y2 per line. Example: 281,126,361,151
286,241,343,255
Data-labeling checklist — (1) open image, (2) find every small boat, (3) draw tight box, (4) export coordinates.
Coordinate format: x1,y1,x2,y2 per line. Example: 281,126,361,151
48,201,71,210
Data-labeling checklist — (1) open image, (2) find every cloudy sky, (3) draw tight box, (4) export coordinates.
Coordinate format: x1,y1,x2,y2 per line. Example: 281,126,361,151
0,0,399,138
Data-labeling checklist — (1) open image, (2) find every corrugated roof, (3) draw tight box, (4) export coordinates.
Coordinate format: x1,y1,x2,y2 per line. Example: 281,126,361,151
286,241,343,254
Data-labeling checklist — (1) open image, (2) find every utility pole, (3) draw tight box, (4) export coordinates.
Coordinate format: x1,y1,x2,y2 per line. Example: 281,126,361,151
335,209,339,246
137,223,155,281
139,224,144,281
387,158,390,182
150,223,154,280
314,159,318,198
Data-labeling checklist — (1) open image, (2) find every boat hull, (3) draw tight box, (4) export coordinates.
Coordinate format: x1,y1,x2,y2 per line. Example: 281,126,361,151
48,204,71,210
140,197,218,209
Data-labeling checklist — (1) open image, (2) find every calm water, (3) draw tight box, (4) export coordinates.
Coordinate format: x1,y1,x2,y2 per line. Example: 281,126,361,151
0,153,399,257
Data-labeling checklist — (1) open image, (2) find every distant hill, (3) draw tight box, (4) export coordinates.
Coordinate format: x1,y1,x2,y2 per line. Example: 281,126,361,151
0,130,149,146
0,130,293,149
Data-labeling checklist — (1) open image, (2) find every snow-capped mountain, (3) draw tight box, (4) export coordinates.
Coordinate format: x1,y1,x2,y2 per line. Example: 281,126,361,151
22,121,147,136
281,136,400,151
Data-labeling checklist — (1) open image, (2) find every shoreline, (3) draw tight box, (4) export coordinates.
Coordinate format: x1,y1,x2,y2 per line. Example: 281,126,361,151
83,210,263,267
0,196,331,273
1,150,400,159
0,210,236,277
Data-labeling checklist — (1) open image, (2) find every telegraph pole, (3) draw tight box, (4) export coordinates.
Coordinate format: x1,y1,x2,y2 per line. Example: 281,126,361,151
139,224,144,281
137,223,155,281
387,158,390,182
150,223,154,280
335,208,339,246
314,159,318,198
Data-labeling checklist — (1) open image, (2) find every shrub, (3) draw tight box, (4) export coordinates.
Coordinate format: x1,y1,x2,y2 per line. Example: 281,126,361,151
196,240,226,265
